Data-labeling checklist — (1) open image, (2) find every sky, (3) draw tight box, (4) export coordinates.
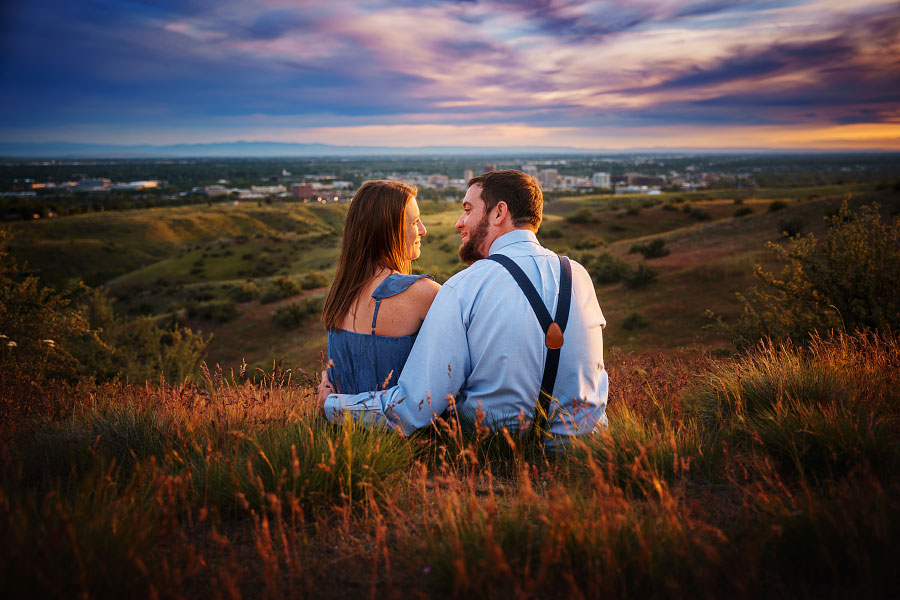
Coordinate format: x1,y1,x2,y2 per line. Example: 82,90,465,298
1,0,898,151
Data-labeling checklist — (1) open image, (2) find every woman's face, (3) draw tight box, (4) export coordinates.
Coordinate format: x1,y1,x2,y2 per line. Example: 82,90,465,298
403,197,427,261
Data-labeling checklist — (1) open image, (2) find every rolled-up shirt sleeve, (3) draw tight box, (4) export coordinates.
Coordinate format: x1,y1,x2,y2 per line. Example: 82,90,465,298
323,283,470,436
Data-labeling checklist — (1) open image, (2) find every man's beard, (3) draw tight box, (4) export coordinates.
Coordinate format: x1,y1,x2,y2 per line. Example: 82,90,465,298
458,214,490,265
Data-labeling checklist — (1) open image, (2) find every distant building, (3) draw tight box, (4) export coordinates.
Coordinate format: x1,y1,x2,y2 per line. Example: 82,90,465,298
463,169,474,183
615,185,643,195
538,169,559,189
428,174,450,188
110,180,160,191
204,185,229,197
483,164,497,173
251,185,286,195
624,172,667,187
73,178,110,192
592,172,611,189
291,183,316,200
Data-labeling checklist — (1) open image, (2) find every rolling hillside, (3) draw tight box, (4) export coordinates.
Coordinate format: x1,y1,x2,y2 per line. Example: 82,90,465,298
6,184,898,374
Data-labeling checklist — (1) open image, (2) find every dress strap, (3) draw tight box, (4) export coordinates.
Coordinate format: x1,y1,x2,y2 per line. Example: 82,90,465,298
371,273,435,299
369,273,433,335
371,298,382,335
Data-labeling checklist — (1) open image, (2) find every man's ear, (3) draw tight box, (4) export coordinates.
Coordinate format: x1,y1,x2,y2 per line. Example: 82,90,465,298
492,201,509,225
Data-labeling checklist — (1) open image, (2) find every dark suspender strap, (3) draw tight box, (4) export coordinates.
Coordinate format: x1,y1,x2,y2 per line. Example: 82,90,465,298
486,254,572,433
539,256,571,430
371,298,382,334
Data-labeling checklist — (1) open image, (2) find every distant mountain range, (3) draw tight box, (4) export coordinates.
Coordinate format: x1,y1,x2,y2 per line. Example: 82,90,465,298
0,140,891,159
0,141,604,158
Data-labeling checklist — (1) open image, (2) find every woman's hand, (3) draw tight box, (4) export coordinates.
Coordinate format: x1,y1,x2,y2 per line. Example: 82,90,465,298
317,370,336,417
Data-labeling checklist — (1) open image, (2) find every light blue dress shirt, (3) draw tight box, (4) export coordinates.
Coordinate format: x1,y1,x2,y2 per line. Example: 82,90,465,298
323,229,609,439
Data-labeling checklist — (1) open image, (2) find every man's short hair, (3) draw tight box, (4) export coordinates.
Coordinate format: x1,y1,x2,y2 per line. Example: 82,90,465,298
468,170,542,231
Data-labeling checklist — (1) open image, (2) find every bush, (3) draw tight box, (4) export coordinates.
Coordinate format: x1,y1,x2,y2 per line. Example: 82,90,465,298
779,217,805,238
0,246,106,387
540,228,564,239
624,263,658,288
716,201,900,348
629,238,670,259
574,237,603,250
734,207,754,218
232,280,260,302
273,297,324,329
566,208,597,224
768,200,788,212
686,206,712,221
583,253,630,284
113,317,209,382
622,311,650,330
301,269,330,290
187,299,238,323
261,276,301,303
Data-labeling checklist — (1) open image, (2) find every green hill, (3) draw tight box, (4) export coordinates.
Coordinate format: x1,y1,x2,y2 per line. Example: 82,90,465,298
6,184,898,374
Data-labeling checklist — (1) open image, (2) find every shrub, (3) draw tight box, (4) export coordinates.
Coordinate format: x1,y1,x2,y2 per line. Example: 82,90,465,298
540,228,564,239
187,299,238,323
716,201,900,347
114,317,209,382
629,238,670,259
273,297,324,329
661,203,678,212
624,263,658,288
625,206,641,216
622,311,650,330
574,237,603,250
261,276,301,303
688,207,712,221
768,200,788,212
566,207,597,224
0,248,106,387
301,269,330,290
734,207,754,218
778,217,805,238
583,253,630,284
232,280,260,302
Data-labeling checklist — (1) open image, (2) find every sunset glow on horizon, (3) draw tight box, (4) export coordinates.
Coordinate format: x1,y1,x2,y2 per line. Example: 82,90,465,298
1,0,898,151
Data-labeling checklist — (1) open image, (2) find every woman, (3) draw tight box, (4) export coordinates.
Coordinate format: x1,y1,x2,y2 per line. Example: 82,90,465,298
321,180,440,396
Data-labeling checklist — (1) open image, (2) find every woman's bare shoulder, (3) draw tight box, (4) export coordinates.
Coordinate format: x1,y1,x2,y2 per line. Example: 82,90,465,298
410,276,441,303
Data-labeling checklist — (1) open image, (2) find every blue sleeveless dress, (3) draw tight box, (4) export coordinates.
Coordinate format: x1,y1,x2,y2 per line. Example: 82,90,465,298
327,273,434,395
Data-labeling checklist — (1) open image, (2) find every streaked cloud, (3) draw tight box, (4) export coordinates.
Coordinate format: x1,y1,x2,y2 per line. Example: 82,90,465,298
0,0,897,149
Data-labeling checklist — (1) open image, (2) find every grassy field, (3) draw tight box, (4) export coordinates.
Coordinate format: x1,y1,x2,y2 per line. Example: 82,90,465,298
2,182,899,597
5,184,899,373
1,332,898,598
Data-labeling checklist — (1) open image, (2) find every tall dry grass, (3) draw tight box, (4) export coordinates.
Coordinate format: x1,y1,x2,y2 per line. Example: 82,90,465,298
1,334,898,598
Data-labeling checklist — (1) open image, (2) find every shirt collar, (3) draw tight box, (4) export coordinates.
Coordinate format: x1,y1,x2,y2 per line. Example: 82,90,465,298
488,228,540,255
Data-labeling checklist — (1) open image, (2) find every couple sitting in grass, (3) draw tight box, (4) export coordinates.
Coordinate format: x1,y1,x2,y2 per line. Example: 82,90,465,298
317,170,608,442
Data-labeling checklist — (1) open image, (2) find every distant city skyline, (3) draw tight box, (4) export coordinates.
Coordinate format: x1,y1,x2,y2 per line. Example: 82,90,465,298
1,0,898,151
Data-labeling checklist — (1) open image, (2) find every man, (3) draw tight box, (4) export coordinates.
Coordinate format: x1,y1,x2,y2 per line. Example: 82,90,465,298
318,170,608,439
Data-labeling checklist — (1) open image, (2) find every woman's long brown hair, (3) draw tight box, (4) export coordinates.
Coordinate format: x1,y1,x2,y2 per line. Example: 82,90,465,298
322,180,417,331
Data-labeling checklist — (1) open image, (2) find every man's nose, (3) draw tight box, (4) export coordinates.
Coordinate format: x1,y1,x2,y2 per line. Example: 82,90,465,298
455,215,464,229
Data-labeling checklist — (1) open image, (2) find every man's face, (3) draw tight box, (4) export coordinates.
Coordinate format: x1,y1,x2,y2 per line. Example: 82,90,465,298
456,184,491,264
